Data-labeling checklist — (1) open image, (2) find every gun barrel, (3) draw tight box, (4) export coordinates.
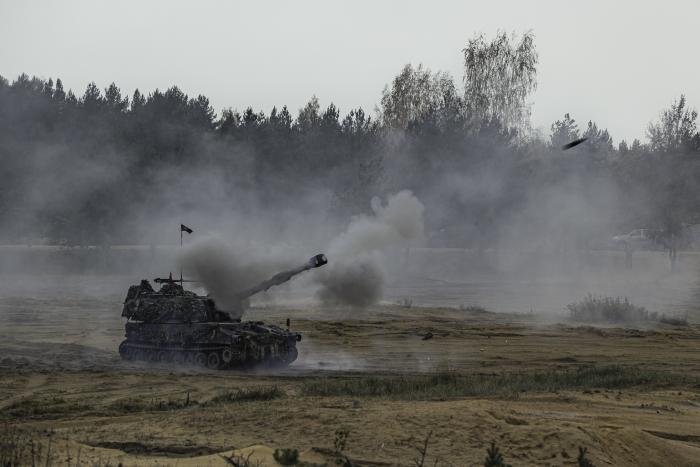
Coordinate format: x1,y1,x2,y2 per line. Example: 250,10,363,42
237,253,327,299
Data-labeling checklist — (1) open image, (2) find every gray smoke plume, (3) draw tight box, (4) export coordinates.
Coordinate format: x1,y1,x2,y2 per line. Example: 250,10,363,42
317,190,425,306
178,191,424,312
316,252,385,307
179,235,295,319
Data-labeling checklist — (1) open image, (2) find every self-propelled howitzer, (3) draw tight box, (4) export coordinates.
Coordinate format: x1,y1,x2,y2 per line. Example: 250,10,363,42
118,254,327,369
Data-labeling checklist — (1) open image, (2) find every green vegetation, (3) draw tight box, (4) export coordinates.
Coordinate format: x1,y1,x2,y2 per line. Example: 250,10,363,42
459,304,488,313
301,366,685,400
332,428,352,467
208,386,283,405
484,441,511,467
0,426,72,467
0,425,29,467
568,295,692,327
577,447,596,467
105,387,283,413
0,397,89,420
107,394,194,414
273,448,299,465
334,429,349,453
568,295,656,325
221,451,261,467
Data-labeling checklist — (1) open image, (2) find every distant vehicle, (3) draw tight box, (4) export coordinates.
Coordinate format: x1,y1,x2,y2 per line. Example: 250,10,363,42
681,224,700,250
614,225,700,252
612,229,660,250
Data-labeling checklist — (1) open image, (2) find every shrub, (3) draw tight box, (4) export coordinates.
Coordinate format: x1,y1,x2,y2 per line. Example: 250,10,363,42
273,448,299,465
459,304,488,313
659,315,689,327
221,451,261,467
567,295,655,325
334,429,349,453
484,441,511,467
577,446,595,467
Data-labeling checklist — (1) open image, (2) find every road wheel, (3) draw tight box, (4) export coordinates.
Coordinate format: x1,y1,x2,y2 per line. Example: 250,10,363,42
146,350,158,362
120,344,134,361
282,346,298,365
132,349,145,361
206,352,221,369
194,352,207,367
173,352,185,365
221,348,233,364
185,352,195,366
157,350,169,363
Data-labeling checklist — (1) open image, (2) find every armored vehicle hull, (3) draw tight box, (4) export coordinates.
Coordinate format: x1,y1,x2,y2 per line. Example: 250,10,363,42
119,320,300,369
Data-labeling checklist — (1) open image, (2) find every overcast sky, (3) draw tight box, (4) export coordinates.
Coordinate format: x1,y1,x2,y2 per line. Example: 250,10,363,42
1,0,698,143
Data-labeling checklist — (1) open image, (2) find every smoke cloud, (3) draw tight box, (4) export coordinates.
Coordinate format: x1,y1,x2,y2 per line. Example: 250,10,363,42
179,235,296,319
316,252,384,307
178,191,424,313
317,190,425,306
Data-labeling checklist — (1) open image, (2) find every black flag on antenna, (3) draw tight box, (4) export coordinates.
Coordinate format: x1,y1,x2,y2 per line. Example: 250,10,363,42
180,224,193,234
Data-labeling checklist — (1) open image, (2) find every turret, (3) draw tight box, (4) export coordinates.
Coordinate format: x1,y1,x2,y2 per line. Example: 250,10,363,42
122,254,328,322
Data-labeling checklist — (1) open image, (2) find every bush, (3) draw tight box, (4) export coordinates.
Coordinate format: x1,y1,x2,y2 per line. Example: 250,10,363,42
334,429,349,453
567,295,655,325
273,448,299,465
459,304,488,313
659,315,689,327
577,446,595,467
484,441,511,467
221,451,261,467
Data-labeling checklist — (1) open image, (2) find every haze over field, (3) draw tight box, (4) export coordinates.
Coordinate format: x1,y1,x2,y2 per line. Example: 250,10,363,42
0,0,700,313
2,1,700,313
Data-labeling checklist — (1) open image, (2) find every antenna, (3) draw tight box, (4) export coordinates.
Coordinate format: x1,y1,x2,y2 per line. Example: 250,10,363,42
179,224,194,286
180,227,183,285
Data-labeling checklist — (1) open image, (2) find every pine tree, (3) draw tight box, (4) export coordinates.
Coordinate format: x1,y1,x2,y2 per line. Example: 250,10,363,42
53,78,66,101
131,89,145,111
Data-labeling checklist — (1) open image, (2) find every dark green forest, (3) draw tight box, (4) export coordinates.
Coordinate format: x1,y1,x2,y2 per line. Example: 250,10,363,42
1,32,699,249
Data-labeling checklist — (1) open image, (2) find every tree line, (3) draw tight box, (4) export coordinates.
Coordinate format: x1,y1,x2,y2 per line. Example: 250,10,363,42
0,31,698,250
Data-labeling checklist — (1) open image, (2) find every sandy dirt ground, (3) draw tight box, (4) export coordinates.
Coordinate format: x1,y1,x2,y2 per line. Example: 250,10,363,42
1,302,700,466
